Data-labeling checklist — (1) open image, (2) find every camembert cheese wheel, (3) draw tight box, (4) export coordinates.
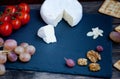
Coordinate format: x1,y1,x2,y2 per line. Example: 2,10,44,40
40,0,83,27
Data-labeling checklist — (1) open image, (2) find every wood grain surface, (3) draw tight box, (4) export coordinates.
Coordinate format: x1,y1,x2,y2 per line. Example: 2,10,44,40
0,0,103,5
0,1,120,79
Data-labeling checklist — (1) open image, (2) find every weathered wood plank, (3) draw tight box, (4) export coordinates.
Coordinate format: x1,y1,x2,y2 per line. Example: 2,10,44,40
0,0,103,5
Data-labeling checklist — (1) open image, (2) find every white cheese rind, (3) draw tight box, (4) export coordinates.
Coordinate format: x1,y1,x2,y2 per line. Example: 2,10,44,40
37,25,57,44
40,0,83,27
40,0,64,26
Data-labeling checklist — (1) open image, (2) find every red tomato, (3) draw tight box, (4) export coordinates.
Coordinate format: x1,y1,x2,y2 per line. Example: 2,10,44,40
0,22,12,36
4,6,16,15
0,14,11,22
18,3,30,13
16,12,30,25
11,17,21,30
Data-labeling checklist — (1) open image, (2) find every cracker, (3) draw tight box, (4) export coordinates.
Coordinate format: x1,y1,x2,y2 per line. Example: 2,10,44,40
115,25,120,33
114,60,120,70
99,0,120,18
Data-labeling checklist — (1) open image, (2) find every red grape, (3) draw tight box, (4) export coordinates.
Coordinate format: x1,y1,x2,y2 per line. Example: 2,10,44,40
20,42,29,48
0,64,6,75
0,53,7,64
14,46,24,55
8,52,18,62
64,57,75,68
19,53,31,62
25,45,36,55
4,39,17,51
96,45,103,52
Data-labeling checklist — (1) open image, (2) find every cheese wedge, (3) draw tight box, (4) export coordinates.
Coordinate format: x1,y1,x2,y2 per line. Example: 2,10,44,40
40,0,82,27
37,25,57,44
63,0,82,26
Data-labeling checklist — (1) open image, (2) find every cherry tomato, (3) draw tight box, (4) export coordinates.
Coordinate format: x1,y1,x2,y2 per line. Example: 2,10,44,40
11,17,21,30
4,6,16,15
18,3,30,13
0,14,11,22
0,22,12,37
16,12,30,25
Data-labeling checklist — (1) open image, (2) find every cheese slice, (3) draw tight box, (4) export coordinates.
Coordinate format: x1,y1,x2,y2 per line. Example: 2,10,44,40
37,25,57,44
40,0,82,27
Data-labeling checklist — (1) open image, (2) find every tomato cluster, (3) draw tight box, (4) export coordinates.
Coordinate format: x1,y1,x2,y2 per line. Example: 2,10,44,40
0,3,30,37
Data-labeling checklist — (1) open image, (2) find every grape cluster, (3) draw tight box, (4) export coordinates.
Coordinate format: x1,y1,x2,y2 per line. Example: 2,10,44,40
0,37,36,75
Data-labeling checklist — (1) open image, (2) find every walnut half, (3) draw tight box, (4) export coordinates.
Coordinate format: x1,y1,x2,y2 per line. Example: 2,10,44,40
77,58,87,66
89,63,101,72
87,50,101,63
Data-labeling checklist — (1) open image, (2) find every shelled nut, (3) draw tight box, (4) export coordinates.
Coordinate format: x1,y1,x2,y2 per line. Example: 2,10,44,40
87,50,101,63
89,63,101,72
77,58,87,66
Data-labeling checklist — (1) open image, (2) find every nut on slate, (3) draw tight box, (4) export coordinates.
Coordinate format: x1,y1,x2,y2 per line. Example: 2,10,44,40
87,50,101,63
115,25,120,33
77,58,87,66
89,63,101,72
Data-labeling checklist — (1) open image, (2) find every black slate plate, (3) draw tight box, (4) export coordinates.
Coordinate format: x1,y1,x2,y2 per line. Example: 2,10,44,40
4,10,112,78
